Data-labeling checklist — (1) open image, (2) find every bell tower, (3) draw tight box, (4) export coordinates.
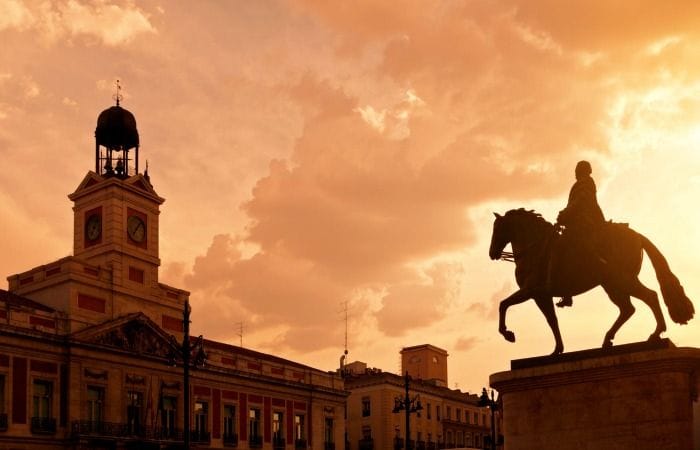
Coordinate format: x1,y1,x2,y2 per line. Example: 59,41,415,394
69,88,164,294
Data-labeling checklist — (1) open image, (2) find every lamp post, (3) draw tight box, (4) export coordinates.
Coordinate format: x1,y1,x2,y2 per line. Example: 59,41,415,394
478,388,498,450
392,372,423,450
169,299,206,449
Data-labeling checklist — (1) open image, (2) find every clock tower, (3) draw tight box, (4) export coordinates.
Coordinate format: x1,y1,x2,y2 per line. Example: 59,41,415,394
8,96,188,336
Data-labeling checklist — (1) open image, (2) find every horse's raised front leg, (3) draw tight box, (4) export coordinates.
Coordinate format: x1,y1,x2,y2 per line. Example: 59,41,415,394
534,295,564,355
498,290,530,343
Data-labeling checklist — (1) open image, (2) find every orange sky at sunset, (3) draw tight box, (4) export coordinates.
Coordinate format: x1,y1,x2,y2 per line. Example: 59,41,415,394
3,0,700,393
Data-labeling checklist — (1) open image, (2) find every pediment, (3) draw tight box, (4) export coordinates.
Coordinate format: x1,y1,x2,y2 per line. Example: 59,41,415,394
124,174,158,196
71,313,180,359
69,172,105,198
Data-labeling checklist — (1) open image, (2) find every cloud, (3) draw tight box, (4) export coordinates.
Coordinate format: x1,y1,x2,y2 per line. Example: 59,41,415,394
0,0,155,46
454,336,478,352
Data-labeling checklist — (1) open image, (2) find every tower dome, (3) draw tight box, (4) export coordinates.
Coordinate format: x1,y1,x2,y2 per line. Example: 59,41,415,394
95,105,139,151
94,85,140,178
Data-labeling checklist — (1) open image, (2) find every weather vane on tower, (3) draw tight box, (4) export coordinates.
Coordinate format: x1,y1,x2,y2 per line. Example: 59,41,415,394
113,79,123,106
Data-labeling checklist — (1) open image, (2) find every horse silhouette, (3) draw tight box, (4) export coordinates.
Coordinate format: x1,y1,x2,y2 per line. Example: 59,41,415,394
489,208,694,354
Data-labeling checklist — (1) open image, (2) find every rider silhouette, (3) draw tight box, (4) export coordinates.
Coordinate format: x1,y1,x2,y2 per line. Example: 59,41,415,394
554,160,606,307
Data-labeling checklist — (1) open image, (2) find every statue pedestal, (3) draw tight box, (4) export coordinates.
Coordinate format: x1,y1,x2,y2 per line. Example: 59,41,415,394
490,340,700,450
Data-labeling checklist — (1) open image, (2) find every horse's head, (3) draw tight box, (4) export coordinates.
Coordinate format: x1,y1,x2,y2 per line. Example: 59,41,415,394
489,209,551,260
489,212,509,260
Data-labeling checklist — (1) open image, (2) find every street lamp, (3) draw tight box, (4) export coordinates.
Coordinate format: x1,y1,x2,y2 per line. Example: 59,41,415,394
478,388,499,450
392,372,423,450
168,299,207,449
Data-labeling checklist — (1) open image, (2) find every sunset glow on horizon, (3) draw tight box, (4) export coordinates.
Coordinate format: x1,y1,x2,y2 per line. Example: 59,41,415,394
3,0,700,392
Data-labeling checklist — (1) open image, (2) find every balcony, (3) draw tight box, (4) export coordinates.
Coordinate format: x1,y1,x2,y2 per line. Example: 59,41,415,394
0,413,7,431
249,435,263,448
71,421,183,440
273,436,286,449
191,430,210,443
223,432,239,446
359,438,374,450
295,438,307,449
31,417,56,434
324,442,335,450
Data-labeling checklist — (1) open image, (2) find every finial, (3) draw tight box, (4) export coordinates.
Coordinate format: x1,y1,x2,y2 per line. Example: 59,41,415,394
113,79,123,106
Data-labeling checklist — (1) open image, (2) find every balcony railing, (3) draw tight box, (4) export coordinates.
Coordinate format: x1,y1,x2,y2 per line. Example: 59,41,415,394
359,438,374,450
273,436,286,449
71,421,183,440
31,417,57,434
249,435,263,448
324,442,335,450
191,430,211,443
295,438,307,449
224,432,239,446
0,413,7,431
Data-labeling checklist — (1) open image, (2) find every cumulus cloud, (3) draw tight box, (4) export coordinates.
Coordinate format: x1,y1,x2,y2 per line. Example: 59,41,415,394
0,0,155,46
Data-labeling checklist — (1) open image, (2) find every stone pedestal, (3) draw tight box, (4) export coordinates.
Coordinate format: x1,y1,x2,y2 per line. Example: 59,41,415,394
490,340,700,450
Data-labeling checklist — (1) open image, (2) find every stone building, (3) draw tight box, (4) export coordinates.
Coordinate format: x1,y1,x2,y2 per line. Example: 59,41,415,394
0,100,347,449
344,345,492,450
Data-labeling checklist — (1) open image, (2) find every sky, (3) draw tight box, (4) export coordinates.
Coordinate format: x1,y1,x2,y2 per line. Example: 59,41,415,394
2,0,700,393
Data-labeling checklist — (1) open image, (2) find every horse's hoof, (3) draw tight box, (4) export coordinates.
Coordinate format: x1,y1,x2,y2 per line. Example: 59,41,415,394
501,330,516,342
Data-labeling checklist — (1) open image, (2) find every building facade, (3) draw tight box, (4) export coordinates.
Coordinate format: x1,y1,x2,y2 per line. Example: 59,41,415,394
0,101,347,449
344,346,493,450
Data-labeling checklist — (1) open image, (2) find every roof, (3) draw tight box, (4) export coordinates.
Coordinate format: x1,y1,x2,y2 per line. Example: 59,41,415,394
95,105,139,150
0,289,55,313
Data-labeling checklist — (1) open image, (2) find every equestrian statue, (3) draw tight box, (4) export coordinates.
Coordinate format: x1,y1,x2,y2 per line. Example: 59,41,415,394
489,161,694,355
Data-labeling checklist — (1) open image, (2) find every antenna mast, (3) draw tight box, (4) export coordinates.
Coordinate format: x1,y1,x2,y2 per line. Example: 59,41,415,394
236,322,244,347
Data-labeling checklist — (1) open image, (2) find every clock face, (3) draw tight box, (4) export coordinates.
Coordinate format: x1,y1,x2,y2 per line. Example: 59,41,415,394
127,215,146,243
85,214,101,241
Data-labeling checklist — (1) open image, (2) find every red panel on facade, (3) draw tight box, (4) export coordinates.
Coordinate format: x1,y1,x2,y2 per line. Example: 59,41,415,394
213,388,221,439
161,314,183,332
83,266,99,276
292,371,304,380
167,291,179,299
247,361,261,370
19,276,33,286
248,394,262,404
77,293,106,313
239,394,248,441
271,367,284,376
286,400,294,442
294,401,306,410
0,310,6,319
222,390,238,400
221,357,236,366
0,355,8,366
128,266,145,284
29,315,55,329
264,396,271,442
193,385,211,396
30,360,58,374
45,266,61,276
272,398,286,408
12,357,27,424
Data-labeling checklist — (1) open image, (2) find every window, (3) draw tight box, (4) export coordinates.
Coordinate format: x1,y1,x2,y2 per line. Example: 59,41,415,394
427,433,432,443
126,391,143,434
294,414,306,445
427,402,431,420
446,406,451,421
436,405,441,421
482,413,487,426
224,405,237,441
0,375,5,431
86,386,103,425
194,401,209,441
31,380,54,433
161,396,177,438
456,408,461,422
33,380,52,419
249,408,262,446
473,412,478,425
362,425,372,440
475,434,481,448
273,411,284,446
324,418,334,444
457,431,463,447
362,396,371,417
466,432,473,447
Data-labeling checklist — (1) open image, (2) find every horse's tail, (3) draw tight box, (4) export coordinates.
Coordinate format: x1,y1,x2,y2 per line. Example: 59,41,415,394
640,234,694,324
